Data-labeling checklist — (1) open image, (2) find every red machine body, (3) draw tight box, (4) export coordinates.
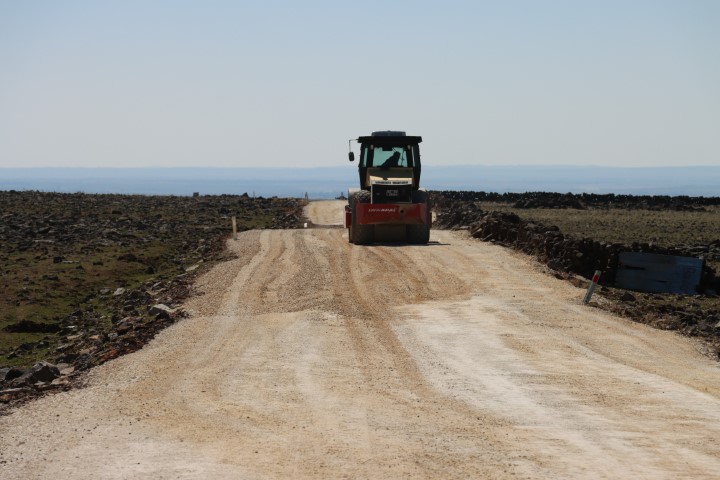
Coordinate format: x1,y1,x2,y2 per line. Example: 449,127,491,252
344,202,428,228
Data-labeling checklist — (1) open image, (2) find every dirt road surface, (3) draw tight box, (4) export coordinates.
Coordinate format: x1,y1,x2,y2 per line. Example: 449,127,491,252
2,200,720,479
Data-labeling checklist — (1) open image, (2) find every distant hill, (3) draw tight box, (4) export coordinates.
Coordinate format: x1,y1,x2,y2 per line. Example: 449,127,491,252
1,166,719,198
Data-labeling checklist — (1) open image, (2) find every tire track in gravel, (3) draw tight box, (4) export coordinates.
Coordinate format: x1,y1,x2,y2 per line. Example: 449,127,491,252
316,227,527,478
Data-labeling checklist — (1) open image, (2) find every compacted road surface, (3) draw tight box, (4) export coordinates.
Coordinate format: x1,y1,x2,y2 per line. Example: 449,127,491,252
2,200,720,479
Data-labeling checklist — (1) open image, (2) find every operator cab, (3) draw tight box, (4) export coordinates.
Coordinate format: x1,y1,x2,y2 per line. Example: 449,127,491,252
349,131,423,191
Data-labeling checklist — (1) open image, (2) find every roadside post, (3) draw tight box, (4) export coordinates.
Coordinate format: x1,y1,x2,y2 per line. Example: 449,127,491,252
232,216,237,240
583,270,602,304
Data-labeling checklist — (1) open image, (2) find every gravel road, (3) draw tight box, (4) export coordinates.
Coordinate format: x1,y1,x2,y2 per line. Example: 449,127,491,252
2,200,720,479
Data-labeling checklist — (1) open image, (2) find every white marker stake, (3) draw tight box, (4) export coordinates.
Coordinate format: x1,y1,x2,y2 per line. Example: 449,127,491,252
232,216,237,240
304,222,308,228
583,270,602,304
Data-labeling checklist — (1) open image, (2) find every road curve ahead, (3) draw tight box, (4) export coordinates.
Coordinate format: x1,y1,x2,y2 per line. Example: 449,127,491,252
2,200,720,479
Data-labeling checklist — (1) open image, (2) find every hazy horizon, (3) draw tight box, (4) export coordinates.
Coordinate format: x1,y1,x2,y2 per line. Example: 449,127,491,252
2,165,719,198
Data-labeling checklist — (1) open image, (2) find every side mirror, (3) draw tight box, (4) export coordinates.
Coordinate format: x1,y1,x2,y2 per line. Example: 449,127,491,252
348,152,355,162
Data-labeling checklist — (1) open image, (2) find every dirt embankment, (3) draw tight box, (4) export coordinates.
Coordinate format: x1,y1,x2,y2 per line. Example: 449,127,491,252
1,201,719,478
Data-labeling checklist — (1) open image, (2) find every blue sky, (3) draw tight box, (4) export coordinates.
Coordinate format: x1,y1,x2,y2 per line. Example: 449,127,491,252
1,1,718,168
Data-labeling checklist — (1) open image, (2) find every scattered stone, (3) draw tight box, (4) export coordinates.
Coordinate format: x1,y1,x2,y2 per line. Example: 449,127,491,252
0,387,31,395
3,320,60,333
51,377,70,386
620,292,637,302
18,342,35,351
113,288,126,296
28,361,61,383
148,304,173,319
1,367,25,382
11,361,60,386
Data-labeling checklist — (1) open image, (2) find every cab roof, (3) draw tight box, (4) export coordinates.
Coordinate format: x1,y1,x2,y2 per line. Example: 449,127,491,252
357,134,422,146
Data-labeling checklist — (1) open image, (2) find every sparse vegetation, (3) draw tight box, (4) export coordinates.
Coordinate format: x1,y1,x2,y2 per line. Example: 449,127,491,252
0,191,304,370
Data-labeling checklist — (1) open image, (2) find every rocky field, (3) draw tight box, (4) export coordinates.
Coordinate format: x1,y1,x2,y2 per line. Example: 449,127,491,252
433,191,720,359
0,191,304,408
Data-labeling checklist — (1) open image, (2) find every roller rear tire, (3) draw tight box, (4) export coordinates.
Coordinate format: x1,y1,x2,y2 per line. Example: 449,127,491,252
347,193,355,243
351,190,374,245
407,190,431,244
